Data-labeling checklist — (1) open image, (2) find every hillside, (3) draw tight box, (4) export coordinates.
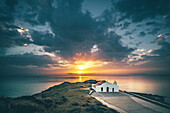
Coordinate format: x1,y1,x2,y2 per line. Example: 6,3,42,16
0,80,118,113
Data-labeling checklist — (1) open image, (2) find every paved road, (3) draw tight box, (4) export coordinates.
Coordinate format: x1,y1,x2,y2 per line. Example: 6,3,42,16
92,92,170,113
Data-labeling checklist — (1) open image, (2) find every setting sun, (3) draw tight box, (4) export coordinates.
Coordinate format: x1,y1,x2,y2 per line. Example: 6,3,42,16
74,60,104,74
77,71,82,74
78,65,85,70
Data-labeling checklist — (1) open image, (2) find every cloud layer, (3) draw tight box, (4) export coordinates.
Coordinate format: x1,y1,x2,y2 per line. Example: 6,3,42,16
0,0,170,76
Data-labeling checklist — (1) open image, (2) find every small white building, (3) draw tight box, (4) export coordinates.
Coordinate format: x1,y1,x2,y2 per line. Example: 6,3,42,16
92,80,119,92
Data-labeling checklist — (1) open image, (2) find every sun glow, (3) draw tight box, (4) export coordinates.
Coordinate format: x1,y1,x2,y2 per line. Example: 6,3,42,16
76,63,87,74
72,60,109,74
78,65,86,70
79,76,82,82
76,62,90,74
77,71,83,74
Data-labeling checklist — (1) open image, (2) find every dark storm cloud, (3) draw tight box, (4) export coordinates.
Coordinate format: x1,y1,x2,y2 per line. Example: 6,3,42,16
129,36,134,40
145,21,158,26
128,32,170,72
0,0,170,76
147,28,160,35
0,0,16,23
99,31,134,61
144,21,162,35
137,34,170,72
124,31,132,36
138,31,145,37
0,0,133,61
121,21,130,29
164,14,170,28
0,53,55,67
0,0,136,77
113,0,170,39
140,45,170,70
135,41,142,47
0,53,56,77
31,31,55,46
150,33,170,44
115,0,170,23
0,23,32,47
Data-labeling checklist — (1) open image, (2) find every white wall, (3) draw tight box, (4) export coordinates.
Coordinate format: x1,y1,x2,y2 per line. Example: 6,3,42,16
92,84,96,90
92,82,119,92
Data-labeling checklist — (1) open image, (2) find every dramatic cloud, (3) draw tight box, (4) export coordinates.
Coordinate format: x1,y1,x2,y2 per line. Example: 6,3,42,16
0,53,54,67
0,53,55,76
115,0,170,23
0,0,170,76
128,33,170,74
138,32,146,37
0,0,133,57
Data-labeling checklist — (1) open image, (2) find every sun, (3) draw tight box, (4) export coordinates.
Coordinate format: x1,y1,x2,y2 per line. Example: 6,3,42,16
77,65,85,70
76,64,86,74
77,71,82,74
74,60,101,74
76,64,88,74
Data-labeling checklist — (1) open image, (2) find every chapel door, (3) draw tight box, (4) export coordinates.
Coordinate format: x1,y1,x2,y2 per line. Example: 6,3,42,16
101,87,103,92
107,87,109,92
112,88,114,92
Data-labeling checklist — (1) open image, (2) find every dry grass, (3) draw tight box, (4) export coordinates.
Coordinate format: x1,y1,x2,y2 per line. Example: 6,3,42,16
0,81,118,113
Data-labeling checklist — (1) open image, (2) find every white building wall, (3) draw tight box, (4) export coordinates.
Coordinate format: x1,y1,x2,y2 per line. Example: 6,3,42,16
113,85,119,92
93,82,119,92
92,84,96,90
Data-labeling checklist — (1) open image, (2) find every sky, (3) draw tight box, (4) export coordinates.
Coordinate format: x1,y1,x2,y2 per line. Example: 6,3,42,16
0,0,170,77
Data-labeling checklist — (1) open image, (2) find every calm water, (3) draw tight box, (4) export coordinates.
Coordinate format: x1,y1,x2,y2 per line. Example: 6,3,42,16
0,75,170,103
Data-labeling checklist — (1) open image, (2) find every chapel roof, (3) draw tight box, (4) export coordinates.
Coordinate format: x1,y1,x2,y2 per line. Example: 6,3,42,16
92,80,106,87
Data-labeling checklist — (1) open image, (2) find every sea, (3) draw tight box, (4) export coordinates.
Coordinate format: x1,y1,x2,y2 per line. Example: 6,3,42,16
0,74,170,103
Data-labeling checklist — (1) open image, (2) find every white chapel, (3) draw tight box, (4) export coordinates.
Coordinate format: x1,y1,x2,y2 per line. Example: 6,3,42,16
92,80,119,92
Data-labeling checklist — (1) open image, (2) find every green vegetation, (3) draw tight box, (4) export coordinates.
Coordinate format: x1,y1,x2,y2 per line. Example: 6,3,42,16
0,80,118,113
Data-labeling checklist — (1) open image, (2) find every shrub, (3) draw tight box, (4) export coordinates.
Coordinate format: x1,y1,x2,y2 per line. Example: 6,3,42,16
72,102,79,106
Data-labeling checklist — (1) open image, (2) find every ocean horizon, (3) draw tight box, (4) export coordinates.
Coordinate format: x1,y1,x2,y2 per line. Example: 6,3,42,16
0,74,170,104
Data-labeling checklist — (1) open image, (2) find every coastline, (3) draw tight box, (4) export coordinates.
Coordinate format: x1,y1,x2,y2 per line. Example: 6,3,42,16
0,80,169,113
123,91,170,108
0,80,118,113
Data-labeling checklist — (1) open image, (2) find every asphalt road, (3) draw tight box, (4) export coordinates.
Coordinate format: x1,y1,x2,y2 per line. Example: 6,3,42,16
92,92,170,113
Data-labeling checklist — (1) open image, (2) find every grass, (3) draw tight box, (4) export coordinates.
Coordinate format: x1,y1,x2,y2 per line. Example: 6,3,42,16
0,80,118,113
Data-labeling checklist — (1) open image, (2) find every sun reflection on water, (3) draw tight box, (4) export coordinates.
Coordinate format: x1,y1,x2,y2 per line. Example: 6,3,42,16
1,75,170,103
79,76,82,82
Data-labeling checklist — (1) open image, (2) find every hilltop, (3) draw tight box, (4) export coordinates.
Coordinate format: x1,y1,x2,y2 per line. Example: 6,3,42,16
0,80,118,113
